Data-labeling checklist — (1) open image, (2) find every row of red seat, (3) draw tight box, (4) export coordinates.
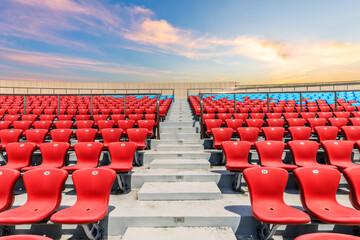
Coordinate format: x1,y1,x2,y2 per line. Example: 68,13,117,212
0,168,115,239
244,166,360,239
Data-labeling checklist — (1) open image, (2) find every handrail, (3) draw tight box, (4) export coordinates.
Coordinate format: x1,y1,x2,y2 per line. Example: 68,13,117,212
187,87,237,98
0,92,163,139
197,89,360,139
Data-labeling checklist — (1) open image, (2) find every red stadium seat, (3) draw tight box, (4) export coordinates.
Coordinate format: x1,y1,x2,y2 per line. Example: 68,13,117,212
0,129,23,147
0,169,21,212
128,114,143,126
288,127,311,141
283,113,299,121
225,119,243,134
316,112,333,121
294,167,360,225
1,142,36,170
76,120,94,129
294,233,360,240
97,120,115,132
334,111,351,119
307,118,327,132
255,141,297,171
266,113,281,119
4,115,20,123
39,115,55,122
222,141,259,192
250,113,265,119
245,119,263,130
342,126,360,142
50,168,115,240
343,167,360,210
75,129,97,142
288,141,335,168
13,121,32,132
266,118,284,127
262,127,285,141
93,115,108,125
57,115,74,121
117,120,135,136
287,118,306,127
25,129,48,148
314,126,338,142
350,118,360,126
138,120,155,136
322,140,358,171
233,113,248,121
22,142,70,171
0,168,67,225
0,121,12,130
211,128,233,149
202,114,216,124
75,115,91,121
22,115,38,122
62,142,103,172
243,167,310,240
33,121,52,131
204,119,222,135
110,114,126,122
237,127,259,145
101,142,137,192
50,129,73,143
101,128,122,148
127,128,148,150
217,113,232,125
55,120,73,129
328,118,348,130
300,112,316,120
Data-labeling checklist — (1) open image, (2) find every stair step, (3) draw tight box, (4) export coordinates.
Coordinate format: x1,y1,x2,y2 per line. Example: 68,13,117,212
161,133,200,140
156,144,204,151
131,169,220,188
160,127,196,133
150,159,210,169
142,150,210,164
151,140,204,149
162,121,194,127
137,182,221,201
122,227,237,240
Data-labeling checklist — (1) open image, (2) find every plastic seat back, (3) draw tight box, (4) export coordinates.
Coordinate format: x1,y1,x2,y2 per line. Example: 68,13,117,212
74,142,103,166
50,129,73,143
33,121,52,131
294,167,340,214
294,233,360,240
4,143,36,169
93,115,108,124
343,167,360,210
0,121,12,130
308,118,327,131
245,119,263,129
40,142,70,167
283,113,299,121
39,115,55,122
237,127,259,144
255,141,285,166
204,119,222,135
211,128,233,149
287,118,306,127
322,140,354,170
314,126,338,142
300,112,316,120
288,127,311,141
217,113,232,124
76,120,94,129
127,128,148,149
233,113,248,121
288,141,319,167
334,111,351,119
108,142,137,171
21,115,38,122
266,118,284,127
222,141,252,171
138,120,155,135
97,120,115,132
111,114,126,122
266,113,282,119
225,119,243,133
13,121,32,132
4,115,20,123
328,118,348,130
25,129,48,146
117,120,135,134
350,118,360,126
0,129,22,145
342,126,360,142
262,127,285,141
55,120,73,129
0,169,21,211
316,112,333,120
101,128,122,146
75,129,97,142
75,115,91,121
57,115,74,121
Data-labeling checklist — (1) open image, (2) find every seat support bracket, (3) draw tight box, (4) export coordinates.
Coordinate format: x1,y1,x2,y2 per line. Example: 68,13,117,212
81,222,103,240
233,172,245,193
257,223,280,240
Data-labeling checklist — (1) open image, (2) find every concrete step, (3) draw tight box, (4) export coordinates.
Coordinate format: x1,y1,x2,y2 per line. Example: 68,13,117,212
161,121,194,127
137,182,222,201
160,133,200,141
142,150,210,164
150,159,210,169
122,227,237,240
131,169,220,188
160,127,197,133
156,144,204,151
151,139,204,149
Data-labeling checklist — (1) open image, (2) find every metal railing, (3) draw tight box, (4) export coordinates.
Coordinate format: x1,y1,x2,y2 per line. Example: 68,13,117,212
0,86,175,101
187,87,237,98
1,92,163,139
197,89,360,139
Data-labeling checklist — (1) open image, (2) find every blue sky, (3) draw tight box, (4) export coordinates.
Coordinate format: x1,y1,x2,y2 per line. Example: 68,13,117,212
0,0,359,84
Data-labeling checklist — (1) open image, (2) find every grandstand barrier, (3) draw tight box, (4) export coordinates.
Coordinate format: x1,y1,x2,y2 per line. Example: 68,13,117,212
193,90,360,139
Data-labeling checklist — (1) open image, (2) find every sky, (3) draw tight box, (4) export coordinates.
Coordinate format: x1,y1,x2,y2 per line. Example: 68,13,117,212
0,0,360,85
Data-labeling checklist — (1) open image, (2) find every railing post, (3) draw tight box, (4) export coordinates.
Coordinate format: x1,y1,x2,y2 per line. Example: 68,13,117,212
267,92,270,113
233,93,236,113
123,95,126,116
335,91,338,112
200,93,204,139
300,92,303,112
173,89,175,102
24,95,26,115
156,94,161,139
57,95,60,115
90,95,93,118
